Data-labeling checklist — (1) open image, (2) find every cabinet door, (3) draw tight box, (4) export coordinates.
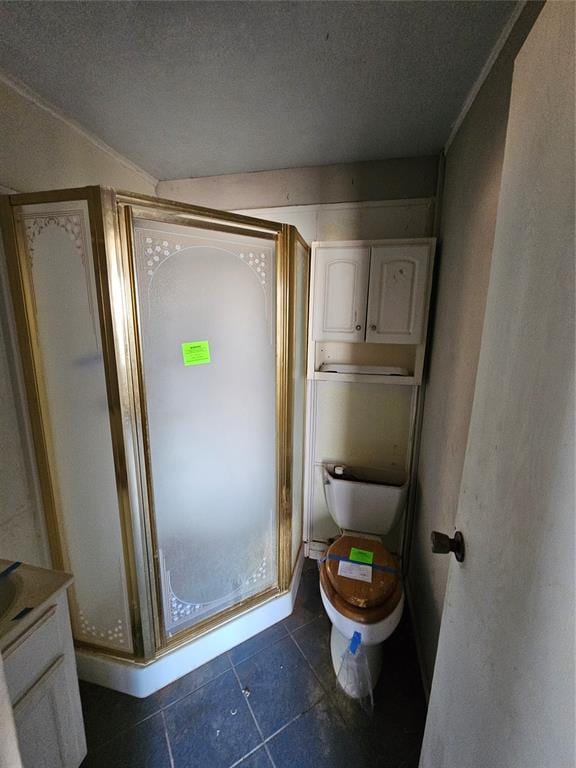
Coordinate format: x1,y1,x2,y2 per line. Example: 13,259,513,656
312,246,370,342
13,656,86,768
366,243,431,344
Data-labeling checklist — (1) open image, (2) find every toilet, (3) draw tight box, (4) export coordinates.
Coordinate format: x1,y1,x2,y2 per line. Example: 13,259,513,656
319,463,408,697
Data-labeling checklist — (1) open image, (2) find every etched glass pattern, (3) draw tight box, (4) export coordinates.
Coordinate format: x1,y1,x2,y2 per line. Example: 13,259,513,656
18,200,133,652
132,219,277,637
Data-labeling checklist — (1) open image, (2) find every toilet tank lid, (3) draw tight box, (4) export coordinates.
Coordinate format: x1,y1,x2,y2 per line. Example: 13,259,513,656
324,463,407,487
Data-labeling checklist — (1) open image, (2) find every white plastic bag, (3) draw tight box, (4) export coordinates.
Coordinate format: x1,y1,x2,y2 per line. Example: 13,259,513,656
336,631,374,715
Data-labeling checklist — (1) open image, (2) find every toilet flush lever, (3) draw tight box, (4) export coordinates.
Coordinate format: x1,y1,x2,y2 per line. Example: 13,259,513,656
431,531,465,562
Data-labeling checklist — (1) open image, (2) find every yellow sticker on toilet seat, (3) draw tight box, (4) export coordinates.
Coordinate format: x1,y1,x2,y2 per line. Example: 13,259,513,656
349,547,374,564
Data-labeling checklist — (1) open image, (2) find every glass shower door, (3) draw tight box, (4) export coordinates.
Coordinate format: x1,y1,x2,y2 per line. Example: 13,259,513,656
130,215,280,640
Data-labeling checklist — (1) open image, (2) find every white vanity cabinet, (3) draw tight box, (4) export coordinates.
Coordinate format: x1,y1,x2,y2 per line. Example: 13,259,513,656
0,563,86,768
312,239,434,345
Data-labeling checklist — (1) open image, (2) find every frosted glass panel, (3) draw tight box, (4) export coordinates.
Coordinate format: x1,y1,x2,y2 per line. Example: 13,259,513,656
18,201,133,652
291,240,308,568
132,219,277,637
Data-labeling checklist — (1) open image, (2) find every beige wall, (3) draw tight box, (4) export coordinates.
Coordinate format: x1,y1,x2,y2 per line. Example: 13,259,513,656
0,75,156,194
408,2,543,691
0,76,156,566
157,156,438,210
234,199,434,245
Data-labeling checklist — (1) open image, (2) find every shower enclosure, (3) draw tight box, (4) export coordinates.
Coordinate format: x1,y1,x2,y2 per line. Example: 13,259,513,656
0,187,309,671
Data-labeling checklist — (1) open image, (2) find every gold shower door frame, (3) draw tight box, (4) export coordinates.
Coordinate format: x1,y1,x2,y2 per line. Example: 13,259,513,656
1,186,307,660
115,191,300,654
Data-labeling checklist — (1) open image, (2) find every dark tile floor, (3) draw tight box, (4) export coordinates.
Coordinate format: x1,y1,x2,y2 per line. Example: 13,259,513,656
80,559,427,768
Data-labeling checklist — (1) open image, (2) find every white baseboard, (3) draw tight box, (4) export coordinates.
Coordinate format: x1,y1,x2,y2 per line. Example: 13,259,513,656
76,550,304,698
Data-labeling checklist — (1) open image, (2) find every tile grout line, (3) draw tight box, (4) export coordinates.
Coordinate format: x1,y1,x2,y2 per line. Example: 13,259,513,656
233,627,329,760
287,623,333,697
228,620,328,767
81,707,162,755
283,613,321,633
86,626,314,757
160,709,175,768
227,701,325,767
287,632,351,730
229,661,278,768
86,569,320,764
227,626,290,668
83,661,237,758
227,743,267,768
81,578,324,761
280,585,346,746
288,623,379,765
82,570,425,768
273,629,326,712
159,664,232,714
260,697,325,746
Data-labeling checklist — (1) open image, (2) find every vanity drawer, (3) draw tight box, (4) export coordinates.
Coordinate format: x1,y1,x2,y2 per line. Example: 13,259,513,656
3,593,69,703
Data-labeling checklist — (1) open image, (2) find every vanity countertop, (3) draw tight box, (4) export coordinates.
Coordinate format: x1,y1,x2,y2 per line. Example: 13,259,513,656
0,559,73,649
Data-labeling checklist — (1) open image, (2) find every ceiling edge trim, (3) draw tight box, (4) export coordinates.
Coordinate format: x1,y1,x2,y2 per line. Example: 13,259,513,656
0,67,158,187
232,197,434,215
444,0,527,153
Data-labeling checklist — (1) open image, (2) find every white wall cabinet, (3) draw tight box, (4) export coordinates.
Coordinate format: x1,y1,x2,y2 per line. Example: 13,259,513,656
308,238,435,385
312,240,433,346
312,245,370,342
366,243,431,344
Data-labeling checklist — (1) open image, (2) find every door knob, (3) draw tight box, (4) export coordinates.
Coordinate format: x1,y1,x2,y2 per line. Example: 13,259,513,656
370,324,377,331
430,530,465,562
355,324,362,331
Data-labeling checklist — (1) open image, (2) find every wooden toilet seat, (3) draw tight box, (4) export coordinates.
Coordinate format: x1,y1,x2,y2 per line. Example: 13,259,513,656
320,534,403,624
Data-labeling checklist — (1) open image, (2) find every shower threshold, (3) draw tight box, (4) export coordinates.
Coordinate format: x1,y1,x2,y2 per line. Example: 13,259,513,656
75,551,304,698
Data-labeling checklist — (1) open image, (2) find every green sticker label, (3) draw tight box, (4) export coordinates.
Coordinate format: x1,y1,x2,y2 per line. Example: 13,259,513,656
349,547,374,565
181,340,211,366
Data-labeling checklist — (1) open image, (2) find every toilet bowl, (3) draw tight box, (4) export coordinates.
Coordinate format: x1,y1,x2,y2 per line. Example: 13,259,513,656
320,579,404,698
319,532,404,695
319,464,407,698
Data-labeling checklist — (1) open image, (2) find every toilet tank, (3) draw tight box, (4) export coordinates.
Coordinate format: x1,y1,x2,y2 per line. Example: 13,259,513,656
323,464,408,535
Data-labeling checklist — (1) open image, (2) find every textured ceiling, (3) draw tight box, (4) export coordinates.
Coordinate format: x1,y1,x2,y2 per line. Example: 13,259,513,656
0,1,517,180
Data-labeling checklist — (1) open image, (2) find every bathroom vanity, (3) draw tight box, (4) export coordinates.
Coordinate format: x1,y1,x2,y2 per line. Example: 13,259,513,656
0,560,86,768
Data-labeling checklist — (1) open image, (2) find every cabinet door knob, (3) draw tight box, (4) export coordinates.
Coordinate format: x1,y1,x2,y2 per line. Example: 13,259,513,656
355,324,362,331
370,324,377,331
430,531,465,562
